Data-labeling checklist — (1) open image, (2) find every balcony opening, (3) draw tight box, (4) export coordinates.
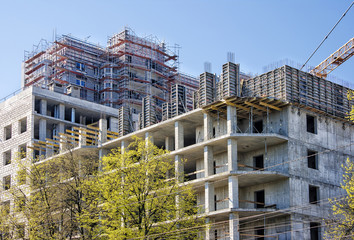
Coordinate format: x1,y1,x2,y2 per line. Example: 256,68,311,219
307,150,318,169
214,195,217,211
4,124,12,140
19,117,27,133
253,120,263,133
19,144,27,159
254,190,265,208
253,155,264,170
3,175,11,190
255,226,265,240
306,115,317,134
309,185,319,204
1,201,10,215
3,150,11,165
310,222,320,240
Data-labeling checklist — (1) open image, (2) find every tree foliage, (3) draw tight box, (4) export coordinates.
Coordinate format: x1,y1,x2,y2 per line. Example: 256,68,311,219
325,159,354,239
80,137,203,239
326,91,354,239
0,147,99,239
0,138,203,239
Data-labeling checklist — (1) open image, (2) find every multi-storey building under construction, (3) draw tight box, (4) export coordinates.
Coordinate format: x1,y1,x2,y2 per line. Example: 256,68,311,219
22,28,199,133
1,29,353,239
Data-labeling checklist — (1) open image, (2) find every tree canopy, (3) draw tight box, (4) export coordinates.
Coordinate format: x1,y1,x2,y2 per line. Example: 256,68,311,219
81,137,203,239
0,138,203,239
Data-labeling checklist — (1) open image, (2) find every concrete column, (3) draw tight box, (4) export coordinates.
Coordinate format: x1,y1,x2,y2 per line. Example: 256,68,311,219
59,104,65,120
40,99,47,115
121,141,128,154
98,148,108,171
204,113,213,141
175,121,184,150
109,117,119,132
165,136,174,151
205,181,215,213
205,217,213,240
229,212,240,240
57,123,65,135
99,119,107,146
175,154,184,183
227,105,237,134
46,140,54,158
71,108,76,123
228,139,238,172
145,132,154,145
79,128,86,147
39,119,46,141
228,176,239,209
204,145,214,177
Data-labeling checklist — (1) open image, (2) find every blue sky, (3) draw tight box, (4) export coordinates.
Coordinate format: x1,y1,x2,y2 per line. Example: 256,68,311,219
0,0,353,99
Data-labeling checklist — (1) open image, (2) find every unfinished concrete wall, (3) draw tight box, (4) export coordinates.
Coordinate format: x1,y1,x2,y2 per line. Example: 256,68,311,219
0,89,33,202
239,179,289,210
239,143,289,173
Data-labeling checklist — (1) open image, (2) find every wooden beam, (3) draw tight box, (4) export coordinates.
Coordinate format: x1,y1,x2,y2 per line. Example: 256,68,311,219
72,127,98,135
244,101,269,112
86,125,100,131
211,106,227,113
28,146,42,151
59,132,80,140
259,102,281,111
223,100,250,112
46,138,60,144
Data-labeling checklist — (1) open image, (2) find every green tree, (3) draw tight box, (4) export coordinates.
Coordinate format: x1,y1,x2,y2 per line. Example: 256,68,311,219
80,137,203,239
325,158,354,239
0,146,99,240
326,91,354,239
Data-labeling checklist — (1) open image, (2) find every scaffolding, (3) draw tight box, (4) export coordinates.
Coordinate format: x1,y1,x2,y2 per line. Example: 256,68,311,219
23,28,199,118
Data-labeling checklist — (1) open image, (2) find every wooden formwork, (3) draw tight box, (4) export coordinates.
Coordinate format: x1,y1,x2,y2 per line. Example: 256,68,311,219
243,65,353,119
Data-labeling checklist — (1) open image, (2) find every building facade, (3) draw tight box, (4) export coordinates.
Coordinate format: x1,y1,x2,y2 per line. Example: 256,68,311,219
0,28,353,239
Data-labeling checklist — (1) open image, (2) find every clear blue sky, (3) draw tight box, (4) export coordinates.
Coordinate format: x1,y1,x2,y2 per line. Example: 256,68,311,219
0,0,353,99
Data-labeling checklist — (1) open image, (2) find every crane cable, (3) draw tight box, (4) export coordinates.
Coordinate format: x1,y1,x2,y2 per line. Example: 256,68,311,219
300,1,354,71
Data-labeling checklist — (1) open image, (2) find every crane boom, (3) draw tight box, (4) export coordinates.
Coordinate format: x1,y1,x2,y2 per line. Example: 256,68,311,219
310,37,354,78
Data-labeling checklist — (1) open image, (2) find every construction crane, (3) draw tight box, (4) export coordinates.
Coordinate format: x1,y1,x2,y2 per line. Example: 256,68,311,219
310,37,354,78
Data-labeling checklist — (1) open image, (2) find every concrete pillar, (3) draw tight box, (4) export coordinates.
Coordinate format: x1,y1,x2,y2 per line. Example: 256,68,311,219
109,117,119,132
228,176,239,209
227,105,237,134
99,119,107,146
79,128,86,147
175,121,184,150
205,181,215,213
71,108,75,123
205,217,213,240
229,212,240,240
227,139,238,172
98,148,108,171
204,145,214,177
40,99,47,115
46,140,54,158
121,141,128,154
39,119,46,141
57,123,65,135
145,132,154,145
59,104,65,120
204,113,213,141
165,136,174,151
175,154,184,183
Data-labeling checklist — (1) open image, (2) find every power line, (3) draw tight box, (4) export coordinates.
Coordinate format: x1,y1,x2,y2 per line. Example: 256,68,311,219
300,1,354,71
